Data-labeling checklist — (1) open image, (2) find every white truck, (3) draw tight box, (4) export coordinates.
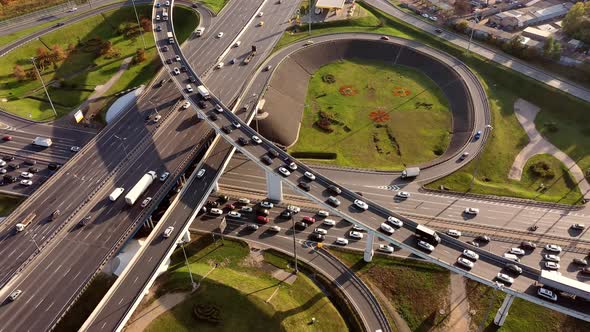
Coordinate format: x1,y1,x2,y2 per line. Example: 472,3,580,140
167,31,174,44
197,85,210,100
162,9,169,21
124,171,157,205
401,167,420,179
16,212,36,232
195,27,205,36
32,137,52,147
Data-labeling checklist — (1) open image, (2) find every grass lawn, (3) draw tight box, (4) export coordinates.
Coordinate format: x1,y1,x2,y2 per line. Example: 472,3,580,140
196,0,230,14
289,59,451,170
276,2,590,203
146,238,347,332
0,5,198,121
0,19,68,48
0,194,24,216
331,249,450,331
465,280,590,331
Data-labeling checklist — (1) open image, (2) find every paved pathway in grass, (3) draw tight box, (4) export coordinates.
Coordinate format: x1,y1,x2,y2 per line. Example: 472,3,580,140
125,291,191,332
447,273,471,331
509,99,590,197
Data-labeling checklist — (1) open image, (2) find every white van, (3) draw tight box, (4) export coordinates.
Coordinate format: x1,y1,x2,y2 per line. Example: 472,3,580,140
503,253,520,262
109,188,124,201
195,27,205,36
210,208,223,215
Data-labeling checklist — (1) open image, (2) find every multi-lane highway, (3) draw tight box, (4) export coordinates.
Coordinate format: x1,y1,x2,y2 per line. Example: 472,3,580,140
160,0,590,320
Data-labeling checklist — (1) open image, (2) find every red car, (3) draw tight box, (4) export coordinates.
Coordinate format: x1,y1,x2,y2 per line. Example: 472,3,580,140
226,203,236,210
302,216,316,224
256,216,269,224
2,136,12,141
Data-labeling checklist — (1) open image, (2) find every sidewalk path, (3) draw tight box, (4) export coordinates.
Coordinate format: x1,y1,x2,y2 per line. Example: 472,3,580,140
509,99,590,196
447,273,471,331
125,291,190,332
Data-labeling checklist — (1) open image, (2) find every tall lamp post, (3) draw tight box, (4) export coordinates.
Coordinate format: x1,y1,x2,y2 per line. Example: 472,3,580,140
31,57,58,118
130,0,147,50
290,217,299,274
467,14,480,53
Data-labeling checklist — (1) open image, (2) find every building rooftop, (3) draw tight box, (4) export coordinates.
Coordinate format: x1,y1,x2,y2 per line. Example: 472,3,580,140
316,0,346,9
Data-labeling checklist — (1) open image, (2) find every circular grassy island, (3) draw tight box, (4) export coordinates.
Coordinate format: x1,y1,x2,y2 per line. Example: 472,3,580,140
288,59,451,170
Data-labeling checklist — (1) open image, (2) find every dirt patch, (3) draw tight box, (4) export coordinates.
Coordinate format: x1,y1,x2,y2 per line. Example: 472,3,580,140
338,85,358,96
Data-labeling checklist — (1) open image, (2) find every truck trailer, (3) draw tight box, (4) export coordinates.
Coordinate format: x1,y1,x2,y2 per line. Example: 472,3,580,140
32,137,52,147
16,212,37,232
197,85,210,100
124,171,157,205
401,167,420,179
415,224,441,245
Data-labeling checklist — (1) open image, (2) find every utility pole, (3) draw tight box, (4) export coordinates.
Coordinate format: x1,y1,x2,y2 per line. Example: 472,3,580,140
467,14,480,53
130,0,147,50
290,217,299,274
31,57,58,118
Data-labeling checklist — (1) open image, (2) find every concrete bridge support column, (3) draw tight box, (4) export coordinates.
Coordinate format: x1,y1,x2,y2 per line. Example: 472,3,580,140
212,180,219,193
181,230,191,244
265,170,283,202
363,232,374,262
145,216,154,229
494,294,515,326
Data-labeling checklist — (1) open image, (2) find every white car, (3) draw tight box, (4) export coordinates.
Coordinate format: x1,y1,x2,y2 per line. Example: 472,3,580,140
335,237,349,246
227,211,241,218
196,168,206,178
8,289,22,301
186,84,193,93
20,180,32,186
287,162,297,170
545,244,562,253
352,224,364,232
216,32,224,38
251,135,262,144
159,172,170,181
446,229,461,238
210,208,223,215
462,249,479,261
429,16,438,21
240,206,253,213
247,223,259,230
215,104,224,113
544,261,560,270
20,172,33,179
287,205,300,213
537,287,558,302
571,223,586,230
182,102,190,109
215,62,224,69
464,207,479,215
380,223,394,235
317,210,329,217
156,14,161,21
304,40,314,46
163,226,174,238
304,171,316,180
354,199,368,210
314,228,328,235
544,254,560,262
421,13,429,18
0,169,6,174
153,114,162,122
165,0,170,6
0,160,5,167
396,191,410,199
238,198,250,204
175,55,181,61
349,231,363,239
257,11,263,17
278,167,291,177
141,197,152,208
71,146,80,152
457,257,474,269
496,273,514,286
417,240,434,252
378,244,394,254
260,201,274,209
509,248,525,256
173,67,180,75
322,219,336,226
387,216,403,228
68,7,78,12
269,225,281,232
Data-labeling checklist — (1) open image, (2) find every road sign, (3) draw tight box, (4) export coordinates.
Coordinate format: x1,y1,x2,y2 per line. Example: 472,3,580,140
219,217,227,233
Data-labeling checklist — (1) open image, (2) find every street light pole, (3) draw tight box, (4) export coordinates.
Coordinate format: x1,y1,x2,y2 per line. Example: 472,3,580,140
114,134,128,156
467,14,480,53
31,57,58,118
26,230,41,252
180,241,197,289
130,0,147,50
290,217,299,274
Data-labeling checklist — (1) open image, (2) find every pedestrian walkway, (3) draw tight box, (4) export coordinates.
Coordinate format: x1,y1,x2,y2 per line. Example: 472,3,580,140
509,99,590,197
125,291,191,332
446,273,471,331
